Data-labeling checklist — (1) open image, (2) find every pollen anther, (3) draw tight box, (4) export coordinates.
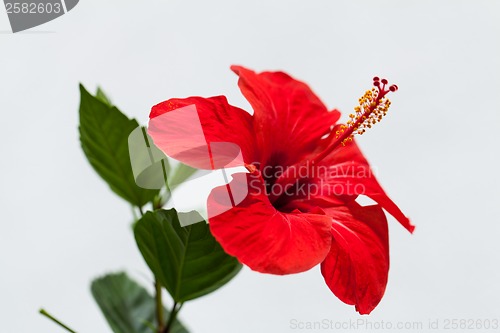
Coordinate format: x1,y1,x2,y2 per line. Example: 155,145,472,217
339,77,397,145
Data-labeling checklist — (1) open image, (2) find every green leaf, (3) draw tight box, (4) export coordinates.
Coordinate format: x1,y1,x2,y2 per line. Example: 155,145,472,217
95,87,113,106
134,209,242,302
91,272,188,333
79,84,159,207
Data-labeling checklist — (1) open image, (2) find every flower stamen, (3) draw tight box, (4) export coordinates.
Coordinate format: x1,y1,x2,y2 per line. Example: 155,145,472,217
336,77,397,146
270,77,398,203
312,77,398,164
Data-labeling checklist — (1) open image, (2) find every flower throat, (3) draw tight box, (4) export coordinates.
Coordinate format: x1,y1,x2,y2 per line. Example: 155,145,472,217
260,77,398,204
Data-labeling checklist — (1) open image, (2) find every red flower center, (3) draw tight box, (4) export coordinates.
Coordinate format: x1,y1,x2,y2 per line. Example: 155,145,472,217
254,77,398,206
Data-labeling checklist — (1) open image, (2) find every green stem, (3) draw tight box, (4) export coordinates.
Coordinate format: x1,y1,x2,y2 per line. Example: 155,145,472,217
155,280,164,333
137,207,165,333
161,159,171,195
163,302,183,333
39,308,77,333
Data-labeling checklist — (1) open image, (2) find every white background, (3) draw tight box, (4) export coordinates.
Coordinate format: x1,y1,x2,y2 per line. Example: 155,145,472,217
1,1,499,332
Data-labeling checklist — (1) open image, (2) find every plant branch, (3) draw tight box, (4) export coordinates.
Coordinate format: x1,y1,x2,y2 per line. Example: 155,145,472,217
163,301,182,333
155,280,164,333
39,308,77,333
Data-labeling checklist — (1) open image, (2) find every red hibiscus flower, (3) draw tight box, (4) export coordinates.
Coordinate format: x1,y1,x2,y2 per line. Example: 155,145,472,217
148,66,414,314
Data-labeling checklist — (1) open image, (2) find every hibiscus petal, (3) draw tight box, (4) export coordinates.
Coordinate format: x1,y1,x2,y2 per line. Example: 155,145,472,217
148,96,255,169
321,203,389,314
207,172,333,275
231,65,341,168
316,136,414,233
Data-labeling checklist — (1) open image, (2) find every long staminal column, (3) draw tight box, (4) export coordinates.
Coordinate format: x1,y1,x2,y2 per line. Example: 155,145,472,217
313,77,398,164
267,77,398,203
